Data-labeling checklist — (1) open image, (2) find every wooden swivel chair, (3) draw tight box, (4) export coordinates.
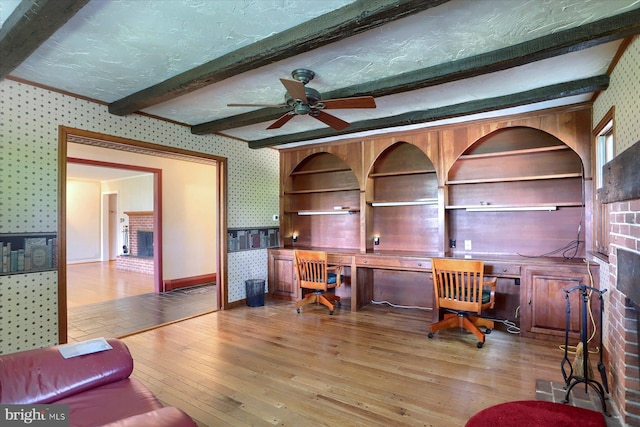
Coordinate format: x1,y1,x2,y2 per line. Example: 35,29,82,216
294,250,342,315
427,258,497,348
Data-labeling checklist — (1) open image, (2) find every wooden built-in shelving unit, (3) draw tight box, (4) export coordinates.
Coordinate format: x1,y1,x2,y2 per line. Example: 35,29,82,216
271,105,597,338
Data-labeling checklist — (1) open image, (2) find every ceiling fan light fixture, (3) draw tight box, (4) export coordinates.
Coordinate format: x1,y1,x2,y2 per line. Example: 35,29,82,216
294,102,311,115
228,68,376,131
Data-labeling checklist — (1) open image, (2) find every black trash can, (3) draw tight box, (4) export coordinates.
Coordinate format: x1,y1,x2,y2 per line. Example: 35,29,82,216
245,279,265,307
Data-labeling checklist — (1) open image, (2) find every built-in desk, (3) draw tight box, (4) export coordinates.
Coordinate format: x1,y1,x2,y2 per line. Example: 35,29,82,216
267,247,598,340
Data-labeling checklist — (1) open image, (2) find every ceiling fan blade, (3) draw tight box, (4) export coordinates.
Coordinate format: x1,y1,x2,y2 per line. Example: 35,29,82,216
321,96,377,109
227,103,286,108
267,112,296,129
312,111,350,131
279,78,307,103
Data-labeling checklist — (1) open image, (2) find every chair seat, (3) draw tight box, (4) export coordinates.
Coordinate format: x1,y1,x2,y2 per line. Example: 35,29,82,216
327,273,343,285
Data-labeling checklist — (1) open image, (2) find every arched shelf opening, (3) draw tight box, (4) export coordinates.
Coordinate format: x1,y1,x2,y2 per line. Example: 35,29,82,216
445,126,585,258
366,141,439,252
284,152,360,249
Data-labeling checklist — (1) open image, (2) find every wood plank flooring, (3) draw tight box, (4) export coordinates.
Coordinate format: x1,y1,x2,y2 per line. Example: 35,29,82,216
122,299,574,427
66,261,217,342
67,261,153,307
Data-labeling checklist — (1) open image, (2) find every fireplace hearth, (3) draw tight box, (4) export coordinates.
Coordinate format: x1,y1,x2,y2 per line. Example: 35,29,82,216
117,211,154,275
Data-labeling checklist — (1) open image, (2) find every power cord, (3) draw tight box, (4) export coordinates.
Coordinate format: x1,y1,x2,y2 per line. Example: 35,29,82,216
370,300,433,311
480,316,521,334
517,162,585,260
558,259,600,355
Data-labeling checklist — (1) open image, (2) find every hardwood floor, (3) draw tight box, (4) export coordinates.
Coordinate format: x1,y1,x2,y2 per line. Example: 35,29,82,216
67,261,153,307
122,299,579,427
66,261,217,342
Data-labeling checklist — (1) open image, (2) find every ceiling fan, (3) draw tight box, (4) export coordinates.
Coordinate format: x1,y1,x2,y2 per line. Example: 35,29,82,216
227,69,376,130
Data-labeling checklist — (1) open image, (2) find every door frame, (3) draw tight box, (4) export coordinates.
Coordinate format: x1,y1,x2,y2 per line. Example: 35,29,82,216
58,126,228,344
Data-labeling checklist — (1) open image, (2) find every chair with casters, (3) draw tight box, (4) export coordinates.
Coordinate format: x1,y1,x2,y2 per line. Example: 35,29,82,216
427,258,497,348
294,250,342,315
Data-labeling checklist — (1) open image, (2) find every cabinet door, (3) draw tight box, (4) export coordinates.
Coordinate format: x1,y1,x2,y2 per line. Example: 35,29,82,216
268,250,297,300
521,265,598,340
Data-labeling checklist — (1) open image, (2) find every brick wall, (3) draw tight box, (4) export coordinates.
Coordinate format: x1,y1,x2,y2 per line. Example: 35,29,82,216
115,213,154,275
128,214,154,257
606,199,640,426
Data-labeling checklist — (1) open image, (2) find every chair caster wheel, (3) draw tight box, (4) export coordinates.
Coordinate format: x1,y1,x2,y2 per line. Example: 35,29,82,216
296,308,301,313
427,332,434,339
477,342,484,348
485,328,492,335
329,310,334,315
337,301,342,307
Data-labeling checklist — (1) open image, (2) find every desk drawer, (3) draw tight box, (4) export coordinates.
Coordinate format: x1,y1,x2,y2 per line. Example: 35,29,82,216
328,254,353,265
485,263,521,276
355,255,430,271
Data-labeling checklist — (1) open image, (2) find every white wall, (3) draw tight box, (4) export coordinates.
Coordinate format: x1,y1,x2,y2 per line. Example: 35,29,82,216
70,143,218,280
66,179,101,263
103,175,153,217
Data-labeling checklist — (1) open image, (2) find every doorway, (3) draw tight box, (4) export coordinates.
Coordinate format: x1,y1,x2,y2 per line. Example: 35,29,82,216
58,126,228,344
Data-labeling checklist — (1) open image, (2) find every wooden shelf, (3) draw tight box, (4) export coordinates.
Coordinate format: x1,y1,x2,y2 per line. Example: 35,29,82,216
369,199,438,207
447,172,582,185
285,186,360,195
294,209,360,216
369,169,436,178
290,167,351,176
459,145,569,160
446,202,582,210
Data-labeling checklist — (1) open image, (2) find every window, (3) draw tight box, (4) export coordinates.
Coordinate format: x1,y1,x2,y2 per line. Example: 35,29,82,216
593,108,615,256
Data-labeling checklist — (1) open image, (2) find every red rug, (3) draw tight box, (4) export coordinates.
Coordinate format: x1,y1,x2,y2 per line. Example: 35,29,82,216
465,400,606,427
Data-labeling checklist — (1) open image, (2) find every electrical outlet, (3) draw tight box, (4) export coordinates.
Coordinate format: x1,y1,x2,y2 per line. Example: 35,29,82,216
272,214,279,221
449,239,456,248
464,240,472,250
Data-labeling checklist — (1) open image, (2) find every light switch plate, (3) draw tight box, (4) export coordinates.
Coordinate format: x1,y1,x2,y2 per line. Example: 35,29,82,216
464,240,472,250
273,214,279,221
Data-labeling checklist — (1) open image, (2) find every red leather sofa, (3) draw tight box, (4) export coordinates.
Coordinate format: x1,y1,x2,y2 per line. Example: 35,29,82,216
0,338,196,427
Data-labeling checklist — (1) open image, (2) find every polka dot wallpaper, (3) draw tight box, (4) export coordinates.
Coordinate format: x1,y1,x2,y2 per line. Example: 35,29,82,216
0,272,58,354
0,79,279,353
592,37,640,352
593,37,640,154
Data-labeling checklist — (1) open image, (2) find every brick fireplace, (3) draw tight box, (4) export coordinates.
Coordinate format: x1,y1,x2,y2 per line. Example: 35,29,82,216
606,199,640,425
116,211,154,275
601,140,640,426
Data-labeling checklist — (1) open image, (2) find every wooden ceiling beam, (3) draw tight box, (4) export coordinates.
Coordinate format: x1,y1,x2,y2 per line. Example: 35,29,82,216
192,8,640,135
108,0,448,116
246,75,609,149
0,0,90,79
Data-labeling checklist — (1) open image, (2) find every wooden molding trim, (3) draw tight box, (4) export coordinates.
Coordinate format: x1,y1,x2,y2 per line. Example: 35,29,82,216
124,211,154,216
163,273,217,292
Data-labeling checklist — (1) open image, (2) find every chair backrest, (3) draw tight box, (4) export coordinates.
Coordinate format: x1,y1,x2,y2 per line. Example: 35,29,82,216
432,258,485,314
294,250,332,291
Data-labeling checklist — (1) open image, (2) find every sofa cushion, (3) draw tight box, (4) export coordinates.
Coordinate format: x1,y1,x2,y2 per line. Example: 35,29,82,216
99,407,198,427
55,378,163,427
0,339,133,404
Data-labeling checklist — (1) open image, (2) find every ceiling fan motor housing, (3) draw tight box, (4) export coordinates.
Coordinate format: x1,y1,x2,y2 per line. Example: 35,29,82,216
285,87,322,114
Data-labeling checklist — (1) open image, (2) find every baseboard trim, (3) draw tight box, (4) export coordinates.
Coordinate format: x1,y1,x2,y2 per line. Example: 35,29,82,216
163,273,216,292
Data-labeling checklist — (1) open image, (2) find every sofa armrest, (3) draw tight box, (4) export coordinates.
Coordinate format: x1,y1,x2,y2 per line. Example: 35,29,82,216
99,407,197,427
0,338,133,404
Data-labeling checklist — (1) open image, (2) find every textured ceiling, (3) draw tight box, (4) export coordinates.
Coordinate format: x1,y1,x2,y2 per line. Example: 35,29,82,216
2,0,640,149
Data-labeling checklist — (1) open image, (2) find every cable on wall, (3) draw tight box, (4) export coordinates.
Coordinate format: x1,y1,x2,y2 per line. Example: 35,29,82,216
517,161,585,260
